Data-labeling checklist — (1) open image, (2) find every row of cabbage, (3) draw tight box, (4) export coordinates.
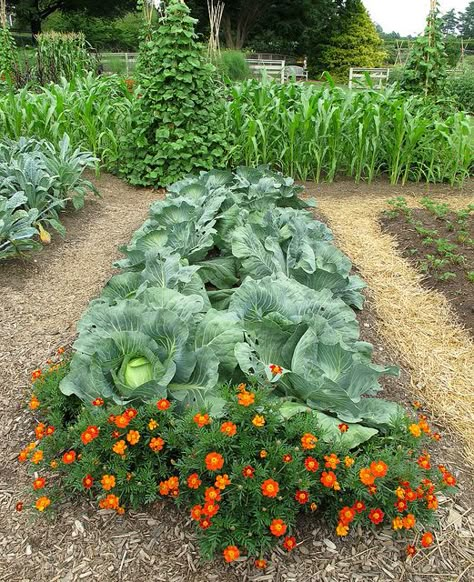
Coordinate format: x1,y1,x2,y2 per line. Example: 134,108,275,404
61,167,401,446
0,136,97,260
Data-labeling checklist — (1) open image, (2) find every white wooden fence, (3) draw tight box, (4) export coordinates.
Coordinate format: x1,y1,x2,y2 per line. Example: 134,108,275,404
246,58,286,83
348,67,390,89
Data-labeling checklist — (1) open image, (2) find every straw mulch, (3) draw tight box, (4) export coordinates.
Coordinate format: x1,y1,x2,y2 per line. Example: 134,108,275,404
309,188,474,465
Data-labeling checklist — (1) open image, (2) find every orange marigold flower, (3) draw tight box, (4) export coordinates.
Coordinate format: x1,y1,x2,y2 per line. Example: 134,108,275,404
35,496,51,512
301,432,318,450
83,474,94,489
33,477,46,490
62,450,76,464
223,545,240,563
35,423,46,440
432,432,441,441
199,518,212,529
442,472,456,487
310,502,318,512
26,442,36,452
339,506,355,525
395,486,406,499
368,508,384,525
99,494,120,510
413,400,422,409
320,470,337,488
111,430,120,439
31,450,44,464
237,391,255,407
191,505,202,521
334,481,341,491
255,558,267,569
81,426,99,445
324,453,340,469
417,454,431,470
159,481,170,496
45,425,55,436
418,420,430,434
370,460,388,478
259,449,267,458
50,460,58,469
125,408,137,419
194,412,211,428
252,414,265,428
29,395,40,410
237,383,247,392
167,476,179,491
270,519,287,537
112,440,127,455
215,474,231,490
403,514,416,529
353,500,366,513
15,501,24,512
409,423,421,437
18,449,28,463
269,363,283,375
126,430,140,445
406,544,417,558
421,532,434,548
101,474,116,491
305,456,319,472
360,467,375,486
295,490,309,504
261,479,279,498
149,437,165,452
283,535,296,550
205,487,221,503
220,421,236,436
282,453,293,463
406,489,417,503
117,506,125,515
114,415,130,429
156,399,171,411
31,369,42,382
203,501,219,518
395,500,408,513
392,517,404,530
148,419,158,430
57,347,65,355
344,456,355,468
205,452,224,471
242,465,255,478
426,494,438,510
336,522,349,536
338,423,349,433
187,474,202,491
92,398,104,406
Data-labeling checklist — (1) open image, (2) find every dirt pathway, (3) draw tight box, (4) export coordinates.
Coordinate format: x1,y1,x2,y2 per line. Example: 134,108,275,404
0,176,473,581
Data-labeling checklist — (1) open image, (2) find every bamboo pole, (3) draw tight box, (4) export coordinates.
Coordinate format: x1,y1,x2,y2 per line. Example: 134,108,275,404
0,0,7,29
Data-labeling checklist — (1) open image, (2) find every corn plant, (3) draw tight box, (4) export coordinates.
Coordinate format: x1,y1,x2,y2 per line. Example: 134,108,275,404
227,79,473,185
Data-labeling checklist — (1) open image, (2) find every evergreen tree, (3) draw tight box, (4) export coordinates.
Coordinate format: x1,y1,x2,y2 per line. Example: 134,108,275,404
460,1,474,38
318,0,385,79
441,9,460,36
400,3,448,98
119,0,229,187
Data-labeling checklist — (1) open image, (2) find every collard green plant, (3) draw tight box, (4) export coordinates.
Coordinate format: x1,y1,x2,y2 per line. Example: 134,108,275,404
119,0,229,186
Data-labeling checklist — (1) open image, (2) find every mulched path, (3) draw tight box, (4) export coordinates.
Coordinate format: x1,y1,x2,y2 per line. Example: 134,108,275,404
0,175,473,581
380,208,474,336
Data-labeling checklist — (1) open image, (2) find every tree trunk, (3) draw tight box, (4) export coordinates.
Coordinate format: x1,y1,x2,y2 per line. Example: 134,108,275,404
31,16,42,42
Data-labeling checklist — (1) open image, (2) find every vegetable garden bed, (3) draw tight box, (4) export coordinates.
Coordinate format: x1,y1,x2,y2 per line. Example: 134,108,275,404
380,200,474,336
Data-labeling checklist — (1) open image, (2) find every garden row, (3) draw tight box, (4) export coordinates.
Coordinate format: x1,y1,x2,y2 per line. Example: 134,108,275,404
22,167,455,565
0,74,472,189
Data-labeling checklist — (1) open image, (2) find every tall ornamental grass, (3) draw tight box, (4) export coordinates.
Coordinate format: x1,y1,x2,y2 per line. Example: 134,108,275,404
227,80,473,185
0,74,133,165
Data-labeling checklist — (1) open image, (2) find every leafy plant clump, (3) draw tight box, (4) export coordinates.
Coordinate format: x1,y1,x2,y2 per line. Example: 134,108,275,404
22,363,454,565
119,0,229,187
0,23,16,84
0,135,98,260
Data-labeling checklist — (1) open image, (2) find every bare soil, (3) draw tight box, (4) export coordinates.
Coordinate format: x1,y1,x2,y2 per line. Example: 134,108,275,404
0,175,473,581
380,208,474,336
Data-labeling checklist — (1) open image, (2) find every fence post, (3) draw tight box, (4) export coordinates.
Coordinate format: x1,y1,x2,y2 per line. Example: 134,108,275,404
349,68,353,89
125,53,129,76
281,60,285,84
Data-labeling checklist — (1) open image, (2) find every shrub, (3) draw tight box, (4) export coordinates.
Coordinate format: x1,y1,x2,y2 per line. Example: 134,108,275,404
448,74,474,114
0,24,16,83
119,0,229,187
215,50,251,81
35,31,96,85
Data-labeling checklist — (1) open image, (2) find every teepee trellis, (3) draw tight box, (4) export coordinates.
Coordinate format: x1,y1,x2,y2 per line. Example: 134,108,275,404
208,1,224,56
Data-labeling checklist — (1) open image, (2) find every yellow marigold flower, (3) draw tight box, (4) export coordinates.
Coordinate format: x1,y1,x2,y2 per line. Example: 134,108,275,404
101,474,116,491
344,456,355,468
126,430,140,445
50,460,58,469
392,517,404,530
237,391,255,406
324,453,340,469
112,440,127,455
336,522,349,536
333,481,341,491
215,474,231,490
395,486,406,499
26,442,37,452
409,423,421,437
260,449,267,458
252,414,265,428
35,496,51,512
148,419,158,430
310,502,318,512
